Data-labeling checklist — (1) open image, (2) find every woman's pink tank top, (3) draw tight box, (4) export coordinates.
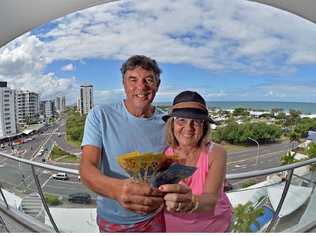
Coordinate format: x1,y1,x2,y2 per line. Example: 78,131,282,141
163,143,233,232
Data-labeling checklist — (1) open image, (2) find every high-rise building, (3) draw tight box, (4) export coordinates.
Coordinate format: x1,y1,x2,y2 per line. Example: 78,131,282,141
0,81,16,138
55,96,66,113
40,100,55,119
76,96,80,112
79,84,93,115
15,90,40,126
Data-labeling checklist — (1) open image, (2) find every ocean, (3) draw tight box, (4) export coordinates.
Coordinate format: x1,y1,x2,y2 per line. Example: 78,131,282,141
156,101,316,114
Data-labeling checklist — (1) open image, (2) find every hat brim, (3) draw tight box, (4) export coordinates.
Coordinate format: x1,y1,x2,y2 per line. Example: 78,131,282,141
162,108,216,124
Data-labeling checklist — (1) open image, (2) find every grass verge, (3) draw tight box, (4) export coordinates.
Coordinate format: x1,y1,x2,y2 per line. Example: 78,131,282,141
50,144,80,163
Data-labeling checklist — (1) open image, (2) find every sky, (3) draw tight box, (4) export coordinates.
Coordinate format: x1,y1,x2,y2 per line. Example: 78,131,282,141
1,0,316,105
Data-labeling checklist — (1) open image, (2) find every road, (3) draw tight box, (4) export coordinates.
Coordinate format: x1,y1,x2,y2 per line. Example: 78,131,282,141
0,116,294,202
227,141,292,174
0,116,91,202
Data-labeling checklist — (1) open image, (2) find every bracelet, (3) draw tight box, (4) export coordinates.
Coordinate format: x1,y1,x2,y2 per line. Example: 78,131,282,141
189,195,199,213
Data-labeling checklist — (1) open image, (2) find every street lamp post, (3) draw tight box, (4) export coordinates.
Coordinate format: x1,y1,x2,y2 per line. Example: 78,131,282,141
248,137,260,167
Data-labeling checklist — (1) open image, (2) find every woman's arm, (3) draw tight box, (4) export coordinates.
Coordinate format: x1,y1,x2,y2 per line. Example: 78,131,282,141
159,144,227,213
196,144,227,213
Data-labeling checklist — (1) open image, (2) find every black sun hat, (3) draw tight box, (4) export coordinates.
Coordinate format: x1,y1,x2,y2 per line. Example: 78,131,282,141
162,90,215,123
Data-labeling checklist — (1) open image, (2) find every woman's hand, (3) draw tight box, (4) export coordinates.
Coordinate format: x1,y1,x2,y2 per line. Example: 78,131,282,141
159,183,194,213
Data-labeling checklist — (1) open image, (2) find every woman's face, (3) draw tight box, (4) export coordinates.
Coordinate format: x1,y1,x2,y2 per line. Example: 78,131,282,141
173,117,204,148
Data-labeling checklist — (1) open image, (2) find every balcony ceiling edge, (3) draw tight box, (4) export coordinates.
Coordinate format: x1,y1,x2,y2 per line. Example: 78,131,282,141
0,0,118,48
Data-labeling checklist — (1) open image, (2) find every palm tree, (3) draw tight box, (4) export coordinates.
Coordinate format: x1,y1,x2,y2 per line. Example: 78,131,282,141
289,131,300,150
306,142,316,158
232,201,264,232
281,151,297,165
305,143,316,172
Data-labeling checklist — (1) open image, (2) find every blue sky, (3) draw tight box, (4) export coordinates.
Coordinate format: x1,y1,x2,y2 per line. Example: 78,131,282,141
1,0,316,105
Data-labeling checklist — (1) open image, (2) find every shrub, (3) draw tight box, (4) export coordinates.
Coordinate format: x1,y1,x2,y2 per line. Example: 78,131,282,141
45,193,62,206
241,179,256,188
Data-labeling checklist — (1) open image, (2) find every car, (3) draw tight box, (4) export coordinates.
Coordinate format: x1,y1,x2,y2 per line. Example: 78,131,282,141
24,137,34,142
68,192,91,204
36,149,44,157
52,172,68,180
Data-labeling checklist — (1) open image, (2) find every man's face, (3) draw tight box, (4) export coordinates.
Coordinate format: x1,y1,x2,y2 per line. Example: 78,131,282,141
123,66,160,112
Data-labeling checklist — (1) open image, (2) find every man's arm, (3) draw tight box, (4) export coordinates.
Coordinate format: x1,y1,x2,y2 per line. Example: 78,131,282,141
80,145,119,199
80,145,164,214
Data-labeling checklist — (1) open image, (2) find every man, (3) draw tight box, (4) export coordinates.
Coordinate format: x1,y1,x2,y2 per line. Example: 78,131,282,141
80,55,166,232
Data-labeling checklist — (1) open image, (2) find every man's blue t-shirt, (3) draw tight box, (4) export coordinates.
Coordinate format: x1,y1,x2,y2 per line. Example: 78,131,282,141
81,101,166,224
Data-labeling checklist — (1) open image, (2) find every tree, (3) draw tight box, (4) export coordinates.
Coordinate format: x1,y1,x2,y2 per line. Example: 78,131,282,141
232,202,264,232
305,143,316,171
212,121,282,144
271,108,283,117
294,118,316,138
276,112,286,120
281,151,297,165
305,142,316,158
289,131,300,149
66,109,86,146
233,108,250,117
284,109,301,127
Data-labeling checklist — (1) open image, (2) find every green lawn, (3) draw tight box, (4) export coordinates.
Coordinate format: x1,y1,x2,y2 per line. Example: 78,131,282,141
50,144,80,163
66,136,81,149
60,154,80,163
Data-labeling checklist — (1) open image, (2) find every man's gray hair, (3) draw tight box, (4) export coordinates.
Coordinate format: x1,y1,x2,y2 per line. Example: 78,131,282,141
121,55,162,81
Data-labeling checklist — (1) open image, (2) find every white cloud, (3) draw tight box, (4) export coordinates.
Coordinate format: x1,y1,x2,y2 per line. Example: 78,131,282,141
154,87,228,102
62,63,75,71
288,51,316,64
94,89,124,105
0,34,79,102
38,0,316,74
1,0,316,103
0,34,45,76
227,82,316,102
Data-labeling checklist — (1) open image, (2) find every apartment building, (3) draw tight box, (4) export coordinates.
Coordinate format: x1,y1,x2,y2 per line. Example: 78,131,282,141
40,100,55,119
76,96,80,112
15,90,40,126
0,81,16,138
55,96,66,113
79,84,93,115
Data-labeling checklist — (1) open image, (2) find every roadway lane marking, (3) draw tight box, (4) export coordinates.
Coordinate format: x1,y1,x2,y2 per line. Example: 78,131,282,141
227,150,285,165
41,175,53,188
50,179,80,184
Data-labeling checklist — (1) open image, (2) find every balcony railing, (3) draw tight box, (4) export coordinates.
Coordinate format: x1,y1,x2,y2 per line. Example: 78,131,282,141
1,150,316,233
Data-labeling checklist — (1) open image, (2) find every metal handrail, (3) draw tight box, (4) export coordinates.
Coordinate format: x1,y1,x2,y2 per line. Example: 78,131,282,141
0,151,78,232
0,151,78,174
227,157,316,180
1,150,316,232
2,150,315,180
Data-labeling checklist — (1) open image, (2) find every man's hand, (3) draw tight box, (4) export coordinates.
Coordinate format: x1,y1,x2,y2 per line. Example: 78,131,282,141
115,179,164,214
159,184,193,213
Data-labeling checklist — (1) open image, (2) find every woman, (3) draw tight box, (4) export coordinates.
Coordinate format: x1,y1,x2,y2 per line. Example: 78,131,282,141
159,90,233,232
